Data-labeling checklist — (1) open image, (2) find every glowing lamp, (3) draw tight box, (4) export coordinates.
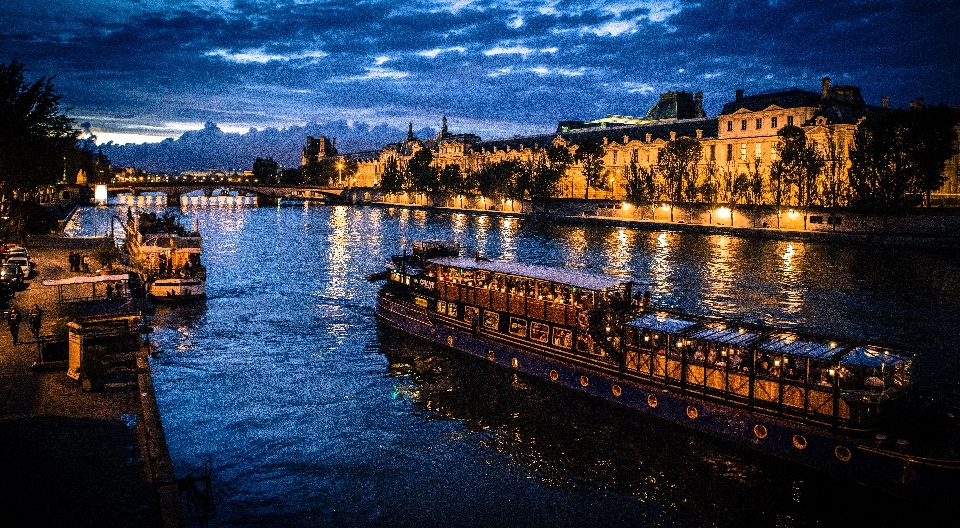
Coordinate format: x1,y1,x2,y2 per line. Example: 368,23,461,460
94,184,108,204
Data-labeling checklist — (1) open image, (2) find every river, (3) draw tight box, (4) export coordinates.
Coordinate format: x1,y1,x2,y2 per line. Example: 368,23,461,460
140,204,959,526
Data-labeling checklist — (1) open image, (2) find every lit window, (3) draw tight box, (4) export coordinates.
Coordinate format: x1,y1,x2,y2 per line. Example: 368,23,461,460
727,121,733,132
756,118,762,130
710,144,716,160
770,143,777,161
740,143,747,161
727,144,733,161
613,151,618,165
771,116,778,128
787,115,794,126
632,149,638,163
741,119,747,131
755,143,762,159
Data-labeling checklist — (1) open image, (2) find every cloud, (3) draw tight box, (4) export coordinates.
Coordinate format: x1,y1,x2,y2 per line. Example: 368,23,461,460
483,45,558,58
338,68,411,82
419,47,467,59
205,48,328,64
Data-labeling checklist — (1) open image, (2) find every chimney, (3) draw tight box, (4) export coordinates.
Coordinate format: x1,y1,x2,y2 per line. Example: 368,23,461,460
735,89,743,101
696,129,703,139
821,77,831,98
623,135,629,144
695,91,704,115
669,131,676,141
645,133,652,142
603,137,609,145
882,96,889,108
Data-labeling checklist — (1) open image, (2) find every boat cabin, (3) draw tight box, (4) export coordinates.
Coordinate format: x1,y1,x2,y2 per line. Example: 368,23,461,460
624,312,913,431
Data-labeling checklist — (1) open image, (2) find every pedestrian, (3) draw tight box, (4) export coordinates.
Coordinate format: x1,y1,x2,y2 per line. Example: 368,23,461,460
8,307,21,345
81,254,89,273
29,304,42,338
106,283,114,299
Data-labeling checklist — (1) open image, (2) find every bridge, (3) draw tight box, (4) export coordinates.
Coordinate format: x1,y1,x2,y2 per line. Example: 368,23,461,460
105,183,376,205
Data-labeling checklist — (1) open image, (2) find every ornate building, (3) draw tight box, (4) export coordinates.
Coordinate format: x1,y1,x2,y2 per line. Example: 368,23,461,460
311,78,960,207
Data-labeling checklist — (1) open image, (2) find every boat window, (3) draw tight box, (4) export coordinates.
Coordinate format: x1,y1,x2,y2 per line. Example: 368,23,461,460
437,300,447,314
475,271,489,288
576,333,592,353
464,306,479,325
509,317,528,337
530,322,549,343
483,311,500,331
552,327,573,349
463,271,474,286
447,303,458,318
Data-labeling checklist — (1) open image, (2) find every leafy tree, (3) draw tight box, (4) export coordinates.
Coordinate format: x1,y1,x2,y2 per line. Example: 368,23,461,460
378,156,405,193
908,106,959,206
820,128,849,208
278,167,302,185
656,136,702,221
574,138,606,199
527,150,564,212
624,161,656,213
0,60,78,232
253,156,280,183
407,148,439,202
475,160,522,206
769,125,823,208
438,163,464,202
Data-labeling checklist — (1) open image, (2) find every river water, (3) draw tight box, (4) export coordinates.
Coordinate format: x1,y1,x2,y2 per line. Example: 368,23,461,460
139,205,960,526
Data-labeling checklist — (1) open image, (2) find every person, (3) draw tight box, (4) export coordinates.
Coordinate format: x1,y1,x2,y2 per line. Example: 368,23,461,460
8,307,21,345
81,254,90,273
29,304,42,338
106,283,114,299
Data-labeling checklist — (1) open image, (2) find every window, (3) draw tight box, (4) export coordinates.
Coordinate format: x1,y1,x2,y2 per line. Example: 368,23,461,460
530,322,549,343
741,119,747,131
509,317,528,337
756,118,762,130
727,144,733,161
709,144,716,160
787,115,794,126
612,151,618,165
770,143,777,161
740,143,747,161
755,143,762,159
771,116,778,128
552,327,573,349
483,311,499,331
632,148,638,163
727,121,733,132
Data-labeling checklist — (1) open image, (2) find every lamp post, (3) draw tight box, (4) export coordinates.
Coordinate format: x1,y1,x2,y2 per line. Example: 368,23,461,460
337,160,344,187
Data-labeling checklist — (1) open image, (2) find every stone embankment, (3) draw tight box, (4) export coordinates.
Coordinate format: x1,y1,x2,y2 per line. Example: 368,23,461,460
0,234,186,527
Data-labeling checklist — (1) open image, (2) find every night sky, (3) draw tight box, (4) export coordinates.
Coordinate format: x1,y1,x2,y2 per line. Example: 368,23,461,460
2,0,958,149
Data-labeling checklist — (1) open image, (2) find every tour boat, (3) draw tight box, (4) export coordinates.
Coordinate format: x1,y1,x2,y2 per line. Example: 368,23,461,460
373,241,960,493
124,211,207,302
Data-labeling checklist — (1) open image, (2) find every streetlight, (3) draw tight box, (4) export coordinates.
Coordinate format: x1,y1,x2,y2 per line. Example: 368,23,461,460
337,160,344,187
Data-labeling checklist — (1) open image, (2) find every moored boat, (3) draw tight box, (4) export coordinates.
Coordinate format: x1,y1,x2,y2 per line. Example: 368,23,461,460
373,241,960,493
124,211,207,302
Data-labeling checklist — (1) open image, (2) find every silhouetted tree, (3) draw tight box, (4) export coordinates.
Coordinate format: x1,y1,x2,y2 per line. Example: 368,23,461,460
656,136,702,221
624,161,656,215
574,138,606,199
253,156,280,183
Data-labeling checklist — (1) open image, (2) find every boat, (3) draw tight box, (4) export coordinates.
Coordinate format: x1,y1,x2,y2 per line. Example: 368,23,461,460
373,241,960,493
123,211,207,301
278,190,328,206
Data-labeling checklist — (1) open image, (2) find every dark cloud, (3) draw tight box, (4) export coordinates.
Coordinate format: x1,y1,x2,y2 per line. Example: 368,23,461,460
1,0,956,170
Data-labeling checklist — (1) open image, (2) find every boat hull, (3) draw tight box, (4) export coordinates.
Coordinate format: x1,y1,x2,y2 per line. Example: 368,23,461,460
147,278,206,301
375,289,960,493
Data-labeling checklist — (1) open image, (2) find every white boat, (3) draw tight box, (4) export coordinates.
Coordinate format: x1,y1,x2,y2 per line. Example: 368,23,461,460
124,211,207,302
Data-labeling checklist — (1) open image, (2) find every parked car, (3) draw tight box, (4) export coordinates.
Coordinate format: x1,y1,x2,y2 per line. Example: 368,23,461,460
4,247,28,260
6,256,31,278
0,263,24,287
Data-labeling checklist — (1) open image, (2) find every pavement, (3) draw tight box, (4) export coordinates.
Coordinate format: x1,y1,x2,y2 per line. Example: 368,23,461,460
0,235,181,527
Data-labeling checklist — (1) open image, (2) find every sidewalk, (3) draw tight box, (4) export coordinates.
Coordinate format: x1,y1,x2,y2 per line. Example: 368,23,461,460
0,235,179,527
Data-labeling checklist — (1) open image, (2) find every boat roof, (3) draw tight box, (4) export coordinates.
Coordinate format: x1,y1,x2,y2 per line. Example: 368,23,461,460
42,273,129,286
755,332,845,360
429,256,629,291
685,321,763,346
839,346,911,367
627,312,700,334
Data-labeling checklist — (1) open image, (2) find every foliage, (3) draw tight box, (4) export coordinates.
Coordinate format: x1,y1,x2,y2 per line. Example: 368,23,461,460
92,241,121,269
407,148,438,197
378,156,405,193
302,157,357,186
475,160,523,202
253,156,280,183
574,139,606,199
0,60,78,203
656,137,702,219
624,161,657,208
769,125,823,207
849,106,959,210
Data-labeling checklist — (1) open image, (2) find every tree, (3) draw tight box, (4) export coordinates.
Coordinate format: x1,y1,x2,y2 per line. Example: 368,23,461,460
656,136,702,221
0,60,78,208
769,125,823,210
820,128,849,208
253,156,280,183
624,161,656,215
438,163,464,202
407,148,439,202
574,138,606,199
845,108,958,210
378,156,405,193
475,160,522,206
527,150,563,212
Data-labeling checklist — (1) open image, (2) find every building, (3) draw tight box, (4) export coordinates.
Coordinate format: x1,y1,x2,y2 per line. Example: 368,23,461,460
312,78,960,208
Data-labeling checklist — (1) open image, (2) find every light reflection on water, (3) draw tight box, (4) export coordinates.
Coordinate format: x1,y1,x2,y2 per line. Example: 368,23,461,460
148,206,959,527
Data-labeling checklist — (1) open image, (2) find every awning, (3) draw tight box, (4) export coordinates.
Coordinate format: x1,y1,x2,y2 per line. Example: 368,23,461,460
626,312,700,334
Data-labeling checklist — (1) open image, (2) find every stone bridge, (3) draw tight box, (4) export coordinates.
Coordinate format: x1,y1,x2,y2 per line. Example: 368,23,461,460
106,183,377,205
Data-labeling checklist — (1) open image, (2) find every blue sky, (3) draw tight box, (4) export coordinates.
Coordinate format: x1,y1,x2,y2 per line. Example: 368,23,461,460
2,0,958,148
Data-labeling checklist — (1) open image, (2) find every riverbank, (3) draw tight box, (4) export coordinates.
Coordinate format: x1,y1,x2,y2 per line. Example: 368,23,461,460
0,234,185,527
361,199,960,250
